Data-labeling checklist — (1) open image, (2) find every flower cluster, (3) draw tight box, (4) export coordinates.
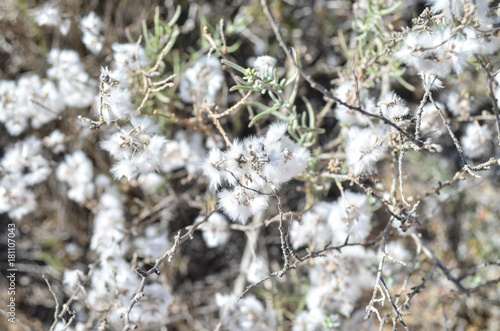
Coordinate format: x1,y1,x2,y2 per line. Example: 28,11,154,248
290,191,373,250
179,56,224,107
0,137,50,219
80,12,105,54
215,293,277,330
397,2,500,77
203,122,310,224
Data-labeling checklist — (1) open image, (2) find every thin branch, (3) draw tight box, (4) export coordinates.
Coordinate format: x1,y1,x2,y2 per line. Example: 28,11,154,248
476,56,500,144
260,0,425,148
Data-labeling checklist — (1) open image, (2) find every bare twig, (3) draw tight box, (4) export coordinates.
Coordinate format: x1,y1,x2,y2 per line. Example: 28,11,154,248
476,56,500,144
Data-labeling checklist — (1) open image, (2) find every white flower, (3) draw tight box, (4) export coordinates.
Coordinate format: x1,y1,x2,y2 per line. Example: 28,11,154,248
461,123,492,159
112,43,149,84
97,67,134,123
203,122,309,223
289,202,333,250
202,148,227,190
80,12,104,54
334,81,376,126
1,136,51,186
246,257,268,284
293,308,326,331
56,150,95,203
345,127,387,176
378,92,411,128
253,55,277,78
396,30,452,77
63,269,86,292
218,187,269,224
31,3,61,27
43,129,66,153
216,293,276,331
0,180,37,220
47,49,96,108
179,56,224,106
132,224,169,258
196,212,231,248
328,191,372,245
419,101,446,137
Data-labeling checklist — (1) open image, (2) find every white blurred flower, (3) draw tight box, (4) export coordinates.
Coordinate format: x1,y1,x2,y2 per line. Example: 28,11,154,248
31,3,70,35
334,81,376,127
293,308,326,331
216,293,276,331
47,49,96,108
179,56,224,106
328,191,372,245
63,269,86,292
461,123,492,159
289,201,333,250
80,12,105,54
246,257,268,284
56,150,95,203
196,212,231,248
43,129,66,153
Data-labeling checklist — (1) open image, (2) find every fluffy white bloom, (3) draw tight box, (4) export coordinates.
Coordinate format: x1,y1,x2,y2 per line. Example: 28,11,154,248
179,56,224,106
215,293,277,330
132,224,169,258
159,131,206,175
218,187,269,224
47,49,96,108
31,79,65,128
63,269,86,292
445,91,471,117
378,92,411,128
419,101,446,137
461,123,492,159
328,191,372,245
334,81,376,126
253,55,277,78
0,179,37,220
87,256,171,327
137,172,164,193
0,75,63,135
345,127,387,176
289,202,333,250
112,43,149,86
306,247,376,316
204,123,309,224
246,257,268,284
31,3,61,26
429,0,489,22
80,12,104,54
203,148,227,190
196,212,231,248
102,120,204,181
43,129,66,153
30,3,70,35
97,67,134,124
293,308,326,331
56,150,95,203
1,136,51,186
0,79,29,136
396,28,479,77
90,191,127,254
